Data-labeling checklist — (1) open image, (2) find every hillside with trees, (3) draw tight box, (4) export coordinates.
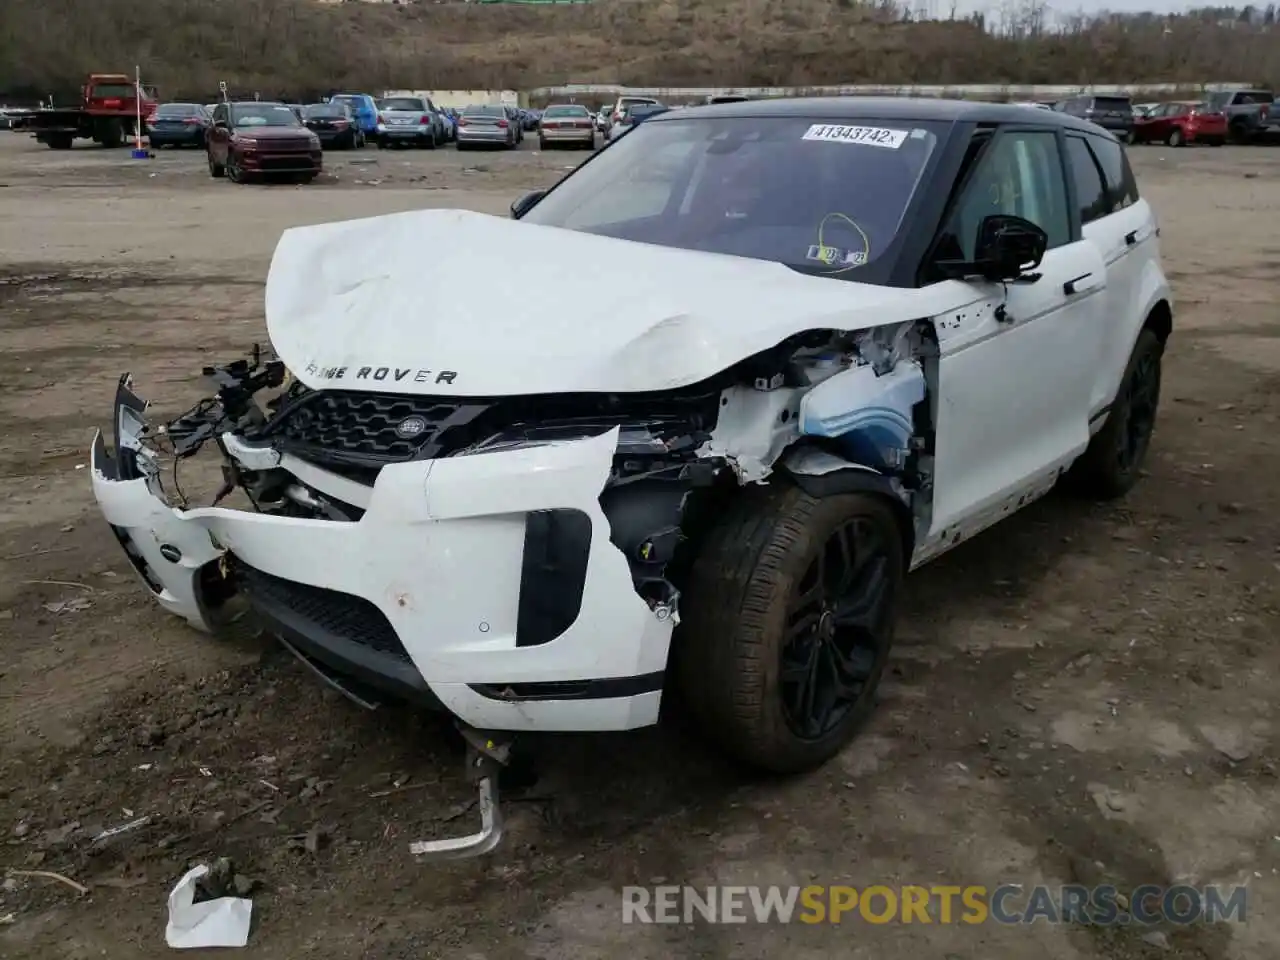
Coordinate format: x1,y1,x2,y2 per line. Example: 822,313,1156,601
1,0,1277,101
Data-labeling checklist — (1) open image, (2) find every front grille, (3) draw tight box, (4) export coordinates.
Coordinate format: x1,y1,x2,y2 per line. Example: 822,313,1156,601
261,390,490,471
257,155,316,171
234,559,411,662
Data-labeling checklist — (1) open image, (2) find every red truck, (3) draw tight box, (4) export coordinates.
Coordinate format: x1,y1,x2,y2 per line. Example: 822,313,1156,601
16,74,158,149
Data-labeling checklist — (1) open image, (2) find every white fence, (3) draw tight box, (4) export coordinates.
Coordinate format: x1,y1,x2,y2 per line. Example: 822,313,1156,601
382,88,519,108
528,82,1251,101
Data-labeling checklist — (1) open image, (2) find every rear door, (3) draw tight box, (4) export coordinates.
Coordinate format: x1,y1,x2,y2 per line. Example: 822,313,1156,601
1070,133,1154,416
928,127,1107,535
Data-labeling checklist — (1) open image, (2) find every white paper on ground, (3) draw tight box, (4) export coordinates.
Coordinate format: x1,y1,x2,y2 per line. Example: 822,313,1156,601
164,864,253,949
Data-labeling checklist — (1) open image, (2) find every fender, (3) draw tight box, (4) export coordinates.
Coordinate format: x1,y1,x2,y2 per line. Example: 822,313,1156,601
776,446,917,565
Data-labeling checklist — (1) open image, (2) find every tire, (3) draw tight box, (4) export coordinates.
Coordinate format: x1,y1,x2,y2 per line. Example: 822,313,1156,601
1209,138,1224,147
376,138,386,149
538,137,548,150
1229,122,1250,145
1167,127,1184,147
97,118,123,149
226,152,245,183
298,173,316,184
207,151,225,178
675,485,905,773
47,133,73,150
1125,129,1138,145
1064,327,1164,500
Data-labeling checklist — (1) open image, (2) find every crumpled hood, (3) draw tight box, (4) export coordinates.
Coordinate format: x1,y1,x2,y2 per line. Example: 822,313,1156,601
264,208,969,396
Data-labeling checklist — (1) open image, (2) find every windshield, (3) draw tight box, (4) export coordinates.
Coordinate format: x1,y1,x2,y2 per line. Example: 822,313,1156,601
304,104,346,118
381,98,425,112
89,83,137,99
156,103,200,118
522,116,939,278
544,105,588,118
231,104,300,127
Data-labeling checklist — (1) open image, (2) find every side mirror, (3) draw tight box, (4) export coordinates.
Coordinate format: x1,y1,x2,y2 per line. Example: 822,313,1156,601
973,214,1048,281
510,189,545,220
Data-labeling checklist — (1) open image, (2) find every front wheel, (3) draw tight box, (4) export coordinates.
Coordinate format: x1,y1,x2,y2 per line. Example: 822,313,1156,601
207,152,225,178
1064,327,1164,499
226,153,246,183
1168,127,1184,147
676,486,904,773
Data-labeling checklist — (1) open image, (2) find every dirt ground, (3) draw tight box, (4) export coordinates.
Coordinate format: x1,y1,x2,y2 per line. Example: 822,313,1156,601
0,131,1277,960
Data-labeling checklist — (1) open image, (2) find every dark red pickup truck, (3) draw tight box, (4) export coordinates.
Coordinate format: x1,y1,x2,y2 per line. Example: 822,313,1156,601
14,74,158,149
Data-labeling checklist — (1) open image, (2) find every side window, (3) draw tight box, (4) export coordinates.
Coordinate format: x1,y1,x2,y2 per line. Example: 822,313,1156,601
935,130,1071,261
1065,136,1109,225
1088,135,1140,210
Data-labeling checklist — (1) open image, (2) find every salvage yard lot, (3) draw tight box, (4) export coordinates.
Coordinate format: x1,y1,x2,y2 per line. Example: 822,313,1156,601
0,131,1278,959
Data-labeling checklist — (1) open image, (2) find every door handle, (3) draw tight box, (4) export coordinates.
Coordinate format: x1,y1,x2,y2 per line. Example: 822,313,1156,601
1124,230,1138,246
1063,272,1093,296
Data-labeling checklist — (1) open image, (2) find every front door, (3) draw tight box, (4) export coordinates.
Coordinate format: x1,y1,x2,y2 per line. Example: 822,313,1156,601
926,128,1108,537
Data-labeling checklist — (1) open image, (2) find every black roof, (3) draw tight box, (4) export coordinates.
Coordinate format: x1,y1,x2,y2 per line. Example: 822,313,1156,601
655,95,1109,135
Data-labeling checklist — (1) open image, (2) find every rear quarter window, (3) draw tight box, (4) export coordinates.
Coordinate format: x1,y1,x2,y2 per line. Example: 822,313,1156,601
1087,135,1139,210
1065,136,1109,225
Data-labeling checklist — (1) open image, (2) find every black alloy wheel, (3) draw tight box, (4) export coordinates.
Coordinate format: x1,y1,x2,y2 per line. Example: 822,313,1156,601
1114,340,1161,476
779,517,895,741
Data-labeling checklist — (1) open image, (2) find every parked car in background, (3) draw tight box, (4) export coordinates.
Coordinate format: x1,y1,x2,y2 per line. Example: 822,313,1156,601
328,93,379,139
375,96,443,149
302,102,361,149
537,103,595,150
1204,88,1278,143
455,104,518,149
607,102,668,141
1055,94,1134,139
436,108,456,142
609,95,660,128
1130,101,1226,147
206,101,322,183
506,104,524,143
146,102,210,148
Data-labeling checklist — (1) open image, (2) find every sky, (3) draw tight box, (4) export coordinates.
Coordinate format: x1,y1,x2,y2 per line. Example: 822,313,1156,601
923,0,1225,18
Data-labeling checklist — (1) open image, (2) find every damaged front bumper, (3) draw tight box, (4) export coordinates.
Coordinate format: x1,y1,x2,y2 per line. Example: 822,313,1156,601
90,377,677,735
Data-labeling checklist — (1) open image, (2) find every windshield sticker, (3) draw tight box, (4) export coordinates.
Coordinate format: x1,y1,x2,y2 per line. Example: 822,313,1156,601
806,244,867,267
802,124,907,148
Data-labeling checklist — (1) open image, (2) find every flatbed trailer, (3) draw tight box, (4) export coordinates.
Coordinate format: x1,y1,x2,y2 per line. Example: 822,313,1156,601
19,74,158,149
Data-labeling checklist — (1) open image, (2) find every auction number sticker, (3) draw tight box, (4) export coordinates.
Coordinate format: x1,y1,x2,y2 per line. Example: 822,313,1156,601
802,124,907,148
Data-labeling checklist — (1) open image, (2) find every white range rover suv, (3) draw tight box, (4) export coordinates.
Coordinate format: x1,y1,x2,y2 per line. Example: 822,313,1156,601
90,98,1170,856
